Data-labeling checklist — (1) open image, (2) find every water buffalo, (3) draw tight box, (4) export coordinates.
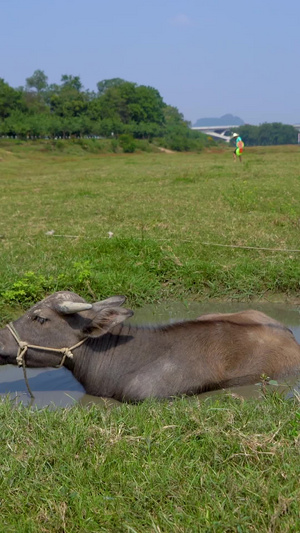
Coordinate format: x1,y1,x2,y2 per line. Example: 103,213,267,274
0,291,299,402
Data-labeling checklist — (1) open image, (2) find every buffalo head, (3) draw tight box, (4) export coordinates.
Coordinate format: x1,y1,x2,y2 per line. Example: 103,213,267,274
0,291,133,368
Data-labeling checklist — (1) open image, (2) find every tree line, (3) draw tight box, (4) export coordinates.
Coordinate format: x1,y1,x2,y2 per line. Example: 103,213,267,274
0,71,213,152
0,70,297,149
235,123,297,146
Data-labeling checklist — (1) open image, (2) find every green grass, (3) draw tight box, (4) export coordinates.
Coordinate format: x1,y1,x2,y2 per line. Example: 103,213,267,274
0,141,300,531
0,141,300,319
1,394,299,532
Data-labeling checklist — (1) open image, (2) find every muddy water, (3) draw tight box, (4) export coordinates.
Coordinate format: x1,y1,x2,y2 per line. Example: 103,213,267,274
0,302,299,408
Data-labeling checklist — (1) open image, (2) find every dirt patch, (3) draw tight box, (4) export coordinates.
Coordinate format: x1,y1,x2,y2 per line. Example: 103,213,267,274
157,147,176,154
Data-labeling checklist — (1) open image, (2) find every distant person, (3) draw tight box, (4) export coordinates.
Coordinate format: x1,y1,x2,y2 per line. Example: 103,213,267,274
232,132,244,162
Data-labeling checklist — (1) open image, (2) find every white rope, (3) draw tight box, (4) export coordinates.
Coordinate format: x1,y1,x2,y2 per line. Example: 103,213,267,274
45,234,300,253
6,323,88,399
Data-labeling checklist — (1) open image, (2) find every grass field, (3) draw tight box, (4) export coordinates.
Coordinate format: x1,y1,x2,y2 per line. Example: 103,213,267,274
0,140,299,532
0,395,299,532
0,140,300,318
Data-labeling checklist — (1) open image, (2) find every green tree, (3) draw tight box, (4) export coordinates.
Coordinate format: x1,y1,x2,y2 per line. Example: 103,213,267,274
130,85,165,124
61,75,83,91
127,121,164,139
88,88,123,121
163,105,186,126
238,123,297,146
47,115,64,138
96,78,127,95
26,70,48,93
49,75,88,118
87,97,104,121
234,124,258,146
0,79,26,119
94,82,166,126
3,110,30,138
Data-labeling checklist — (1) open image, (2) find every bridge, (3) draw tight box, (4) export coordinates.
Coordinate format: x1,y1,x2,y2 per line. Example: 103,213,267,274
191,123,300,143
190,125,239,142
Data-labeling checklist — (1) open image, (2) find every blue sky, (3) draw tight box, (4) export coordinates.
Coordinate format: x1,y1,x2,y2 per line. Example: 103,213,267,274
1,0,299,125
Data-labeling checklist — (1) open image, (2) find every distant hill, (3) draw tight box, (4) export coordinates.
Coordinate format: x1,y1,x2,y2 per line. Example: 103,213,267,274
193,114,244,127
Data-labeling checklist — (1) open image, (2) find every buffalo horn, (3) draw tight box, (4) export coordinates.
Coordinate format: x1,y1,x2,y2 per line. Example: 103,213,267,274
56,301,93,314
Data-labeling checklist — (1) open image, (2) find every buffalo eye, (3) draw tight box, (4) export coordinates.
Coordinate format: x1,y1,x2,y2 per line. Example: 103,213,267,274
33,315,48,325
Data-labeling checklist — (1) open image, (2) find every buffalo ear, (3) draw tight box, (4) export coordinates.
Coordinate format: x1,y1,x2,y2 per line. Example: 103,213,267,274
83,307,133,338
92,296,126,310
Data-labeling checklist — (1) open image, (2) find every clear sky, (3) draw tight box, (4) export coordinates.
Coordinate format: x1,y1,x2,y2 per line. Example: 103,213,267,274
1,0,299,125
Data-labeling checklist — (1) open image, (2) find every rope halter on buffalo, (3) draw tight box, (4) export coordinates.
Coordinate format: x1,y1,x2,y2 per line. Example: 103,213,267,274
6,322,88,399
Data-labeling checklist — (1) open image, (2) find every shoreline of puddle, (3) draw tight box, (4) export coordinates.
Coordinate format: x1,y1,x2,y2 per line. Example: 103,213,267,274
1,301,299,408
